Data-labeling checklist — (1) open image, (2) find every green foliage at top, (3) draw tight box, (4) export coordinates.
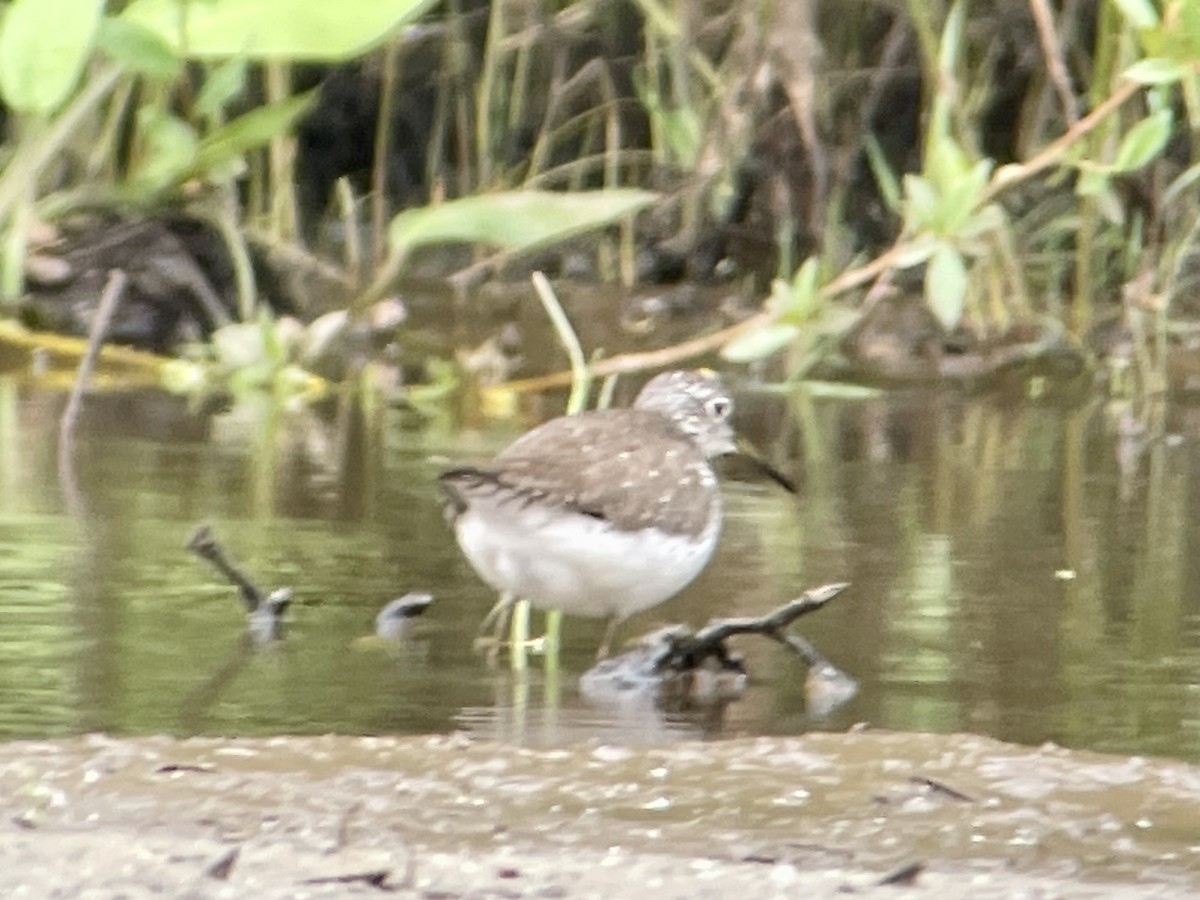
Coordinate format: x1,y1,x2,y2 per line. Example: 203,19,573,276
0,0,103,115
387,190,658,267
121,0,438,60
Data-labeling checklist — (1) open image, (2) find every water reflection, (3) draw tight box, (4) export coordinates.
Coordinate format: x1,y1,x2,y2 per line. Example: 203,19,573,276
1,376,1200,762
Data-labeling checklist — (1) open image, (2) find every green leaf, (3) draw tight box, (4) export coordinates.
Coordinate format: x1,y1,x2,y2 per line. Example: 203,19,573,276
864,134,902,213
193,89,316,176
937,1,967,74
961,157,995,199
658,107,702,168
212,321,269,370
1093,182,1127,225
958,202,1006,241
121,0,439,61
778,257,821,323
926,130,972,190
1113,109,1173,171
387,190,658,262
195,58,248,122
1110,0,1160,29
894,234,939,269
1180,1,1200,55
0,0,103,114
721,322,801,363
129,108,198,193
812,305,862,338
1123,58,1188,85
925,242,967,330
797,380,883,399
903,174,939,230
1076,167,1113,197
96,17,180,80
936,159,991,235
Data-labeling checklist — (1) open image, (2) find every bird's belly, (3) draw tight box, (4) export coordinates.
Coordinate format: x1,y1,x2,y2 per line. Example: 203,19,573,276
454,505,719,621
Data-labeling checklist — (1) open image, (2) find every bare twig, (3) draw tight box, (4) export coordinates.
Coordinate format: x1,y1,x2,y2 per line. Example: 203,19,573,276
982,77,1142,203
186,525,292,645
1028,0,1079,126
58,268,128,516
204,846,240,881
59,269,127,445
652,582,849,673
908,774,975,803
875,860,926,887
186,524,267,613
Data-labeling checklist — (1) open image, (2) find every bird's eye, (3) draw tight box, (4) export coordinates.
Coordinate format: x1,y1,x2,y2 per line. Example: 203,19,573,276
706,397,731,419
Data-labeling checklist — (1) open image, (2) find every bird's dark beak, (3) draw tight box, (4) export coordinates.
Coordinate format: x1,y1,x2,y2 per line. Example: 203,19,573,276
722,437,797,493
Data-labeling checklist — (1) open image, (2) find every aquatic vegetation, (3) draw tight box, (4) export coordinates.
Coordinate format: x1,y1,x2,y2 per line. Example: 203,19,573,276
0,0,1195,399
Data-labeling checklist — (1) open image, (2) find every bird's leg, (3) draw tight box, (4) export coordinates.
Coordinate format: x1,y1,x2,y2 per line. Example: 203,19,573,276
596,615,622,660
475,591,515,648
509,600,548,655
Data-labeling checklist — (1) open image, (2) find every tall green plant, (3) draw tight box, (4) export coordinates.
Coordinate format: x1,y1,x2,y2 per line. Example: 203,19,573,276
0,0,436,305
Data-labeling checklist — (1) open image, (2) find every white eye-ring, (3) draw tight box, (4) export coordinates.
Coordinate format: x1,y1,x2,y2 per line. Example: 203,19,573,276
706,396,732,420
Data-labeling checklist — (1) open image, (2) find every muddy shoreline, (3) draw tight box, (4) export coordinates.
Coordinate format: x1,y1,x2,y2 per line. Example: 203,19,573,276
3,730,1196,898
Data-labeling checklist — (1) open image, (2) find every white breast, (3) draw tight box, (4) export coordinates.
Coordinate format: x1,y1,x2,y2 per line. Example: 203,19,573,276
453,498,721,622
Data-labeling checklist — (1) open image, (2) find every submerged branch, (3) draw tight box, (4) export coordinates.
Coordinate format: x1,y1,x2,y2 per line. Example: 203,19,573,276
186,524,293,641
58,269,127,517
185,524,269,613
651,582,849,673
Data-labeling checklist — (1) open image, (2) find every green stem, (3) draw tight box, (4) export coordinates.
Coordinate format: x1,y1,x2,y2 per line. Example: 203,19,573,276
531,271,589,412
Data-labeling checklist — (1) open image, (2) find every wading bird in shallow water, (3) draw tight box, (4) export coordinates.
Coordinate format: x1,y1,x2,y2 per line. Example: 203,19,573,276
439,369,793,659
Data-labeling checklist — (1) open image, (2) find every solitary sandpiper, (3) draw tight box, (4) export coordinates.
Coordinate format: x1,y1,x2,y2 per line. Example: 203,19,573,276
439,369,790,657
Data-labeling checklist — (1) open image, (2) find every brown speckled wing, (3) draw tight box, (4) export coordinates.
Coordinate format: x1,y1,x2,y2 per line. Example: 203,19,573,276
442,408,718,537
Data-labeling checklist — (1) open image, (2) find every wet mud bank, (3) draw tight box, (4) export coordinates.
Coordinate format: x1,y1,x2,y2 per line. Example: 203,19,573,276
3,730,1196,898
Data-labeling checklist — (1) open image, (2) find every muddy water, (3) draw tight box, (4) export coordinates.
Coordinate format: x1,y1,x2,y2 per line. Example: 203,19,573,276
0,376,1198,767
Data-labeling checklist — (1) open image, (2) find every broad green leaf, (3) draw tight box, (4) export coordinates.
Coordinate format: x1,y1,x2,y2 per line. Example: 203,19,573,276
927,131,971,190
96,17,180,79
925,242,967,330
777,257,820,323
213,321,269,370
1093,182,1126,225
721,322,801,363
1180,1,1200,55
1076,167,1113,197
767,278,793,314
1110,0,1160,29
122,0,438,60
388,190,658,262
129,108,197,192
195,58,248,122
0,0,103,114
1113,109,1173,171
1123,58,1188,85
961,157,995,199
194,89,316,176
937,161,989,234
903,174,939,230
